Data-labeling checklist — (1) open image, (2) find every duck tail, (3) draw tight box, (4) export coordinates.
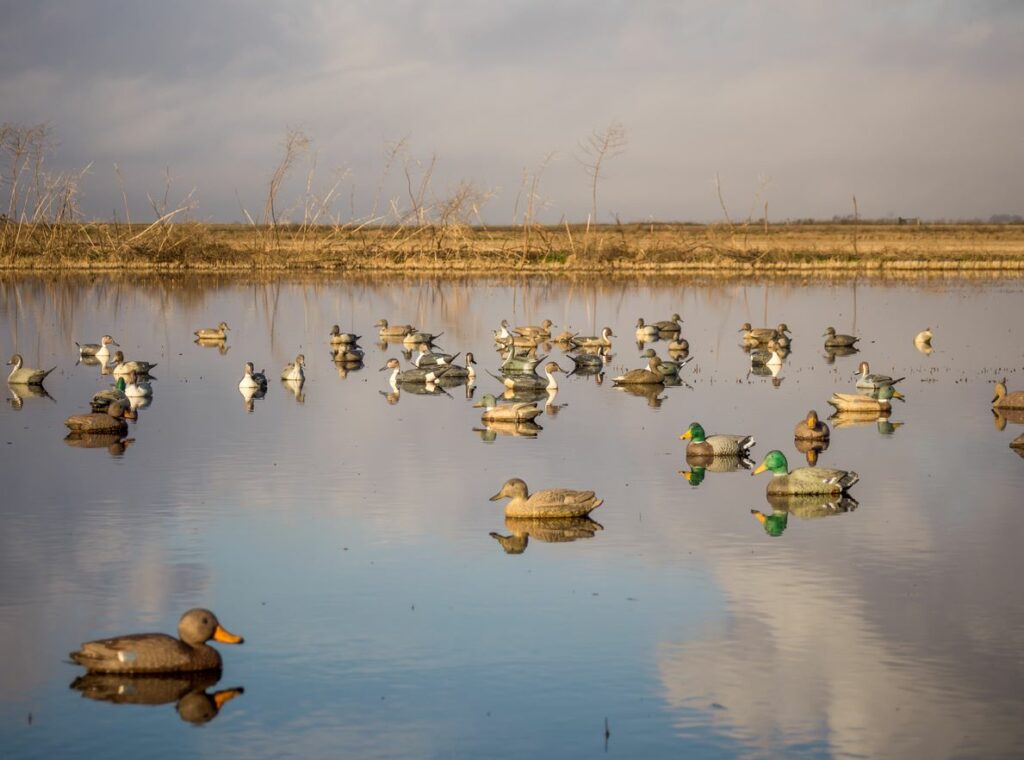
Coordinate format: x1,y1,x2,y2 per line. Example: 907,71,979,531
740,435,755,452
840,470,860,491
42,366,57,379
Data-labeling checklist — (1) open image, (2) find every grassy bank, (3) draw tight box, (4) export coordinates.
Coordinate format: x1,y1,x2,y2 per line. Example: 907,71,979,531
3,220,1024,275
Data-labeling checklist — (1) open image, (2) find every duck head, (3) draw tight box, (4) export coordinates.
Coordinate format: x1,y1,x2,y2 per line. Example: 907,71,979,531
753,450,789,476
7,353,23,368
490,478,529,502
473,393,498,409
680,422,706,443
993,380,1008,405
379,358,401,372
805,410,820,428
178,608,243,646
822,327,836,338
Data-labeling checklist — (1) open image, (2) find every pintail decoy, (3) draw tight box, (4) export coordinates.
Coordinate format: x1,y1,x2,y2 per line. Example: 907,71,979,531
794,410,830,441
7,354,56,385
489,361,564,391
380,357,451,387
194,322,229,340
612,356,665,386
489,478,603,518
823,327,859,348
281,354,305,382
500,347,546,374
402,330,443,346
70,608,243,673
752,450,858,496
239,362,268,391
412,345,457,367
328,325,360,345
829,385,904,412
494,319,513,340
437,353,475,381
513,319,554,338
76,335,119,357
635,318,659,339
992,379,1024,410
110,351,158,377
639,349,692,376
680,422,755,457
571,327,615,349
853,361,904,390
124,371,153,398
473,393,543,423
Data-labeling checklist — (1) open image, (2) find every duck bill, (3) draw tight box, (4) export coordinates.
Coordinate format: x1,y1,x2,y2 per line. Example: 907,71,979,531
892,390,906,401
213,687,244,709
213,625,244,644
751,511,767,525
378,365,390,372
488,491,505,502
681,471,693,482
752,462,768,475
680,430,692,440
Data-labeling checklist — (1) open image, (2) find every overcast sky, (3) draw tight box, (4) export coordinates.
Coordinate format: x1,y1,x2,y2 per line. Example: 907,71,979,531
2,1,1022,223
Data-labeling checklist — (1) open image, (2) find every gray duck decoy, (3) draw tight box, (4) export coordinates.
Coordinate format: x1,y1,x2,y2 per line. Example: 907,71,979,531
571,327,615,349
7,353,56,385
110,351,158,377
639,349,692,376
473,393,543,423
513,319,554,338
489,361,564,391
281,354,306,382
380,357,451,386
76,335,119,357
823,327,859,348
328,325,361,345
654,313,683,333
612,356,665,386
375,319,416,338
854,361,904,391
412,345,457,367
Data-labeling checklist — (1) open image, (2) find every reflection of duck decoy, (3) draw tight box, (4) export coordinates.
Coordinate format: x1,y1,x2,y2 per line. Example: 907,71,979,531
680,452,751,485
332,345,365,363
513,319,554,338
282,377,305,402
795,410,830,441
753,450,859,495
680,422,755,458
765,492,859,519
70,671,243,725
281,354,306,382
751,509,789,537
668,337,689,353
473,420,543,441
66,399,131,435
7,354,56,385
473,393,542,423
635,318,659,340
489,361,564,391
239,383,264,411
111,351,158,377
829,385,903,412
824,345,860,363
616,382,666,407
375,319,416,338
854,361,903,391
194,321,229,340
239,362,268,391
829,410,894,429
76,335,119,358
124,371,152,398
794,439,826,466
822,327,859,348
490,516,603,554
992,379,1024,410
329,325,361,345
1011,433,1024,451
914,328,933,354
7,382,55,409
489,478,603,518
70,608,243,673
64,432,134,455
612,356,665,386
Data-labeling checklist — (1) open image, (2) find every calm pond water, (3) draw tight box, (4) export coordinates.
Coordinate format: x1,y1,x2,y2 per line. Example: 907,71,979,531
1,273,1023,759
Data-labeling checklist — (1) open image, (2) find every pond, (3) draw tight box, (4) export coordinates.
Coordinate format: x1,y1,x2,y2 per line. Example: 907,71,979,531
1,273,1023,758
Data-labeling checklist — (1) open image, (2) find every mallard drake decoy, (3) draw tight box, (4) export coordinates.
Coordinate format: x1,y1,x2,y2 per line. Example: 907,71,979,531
489,361,564,391
489,478,603,518
70,608,243,673
76,335,119,357
333,346,365,363
513,319,554,338
412,345,457,367
854,361,904,390
375,319,416,338
239,362,268,391
680,422,755,457
328,325,360,345
613,356,665,386
280,354,305,382
992,379,1024,410
823,327,859,348
66,398,131,434
194,322,229,340
70,671,244,725
110,351,158,377
635,318,660,339
655,313,683,333
380,357,451,387
124,371,152,399
473,393,542,423
794,410,830,440
829,385,904,412
571,327,615,349
639,349,692,376
752,450,859,495
7,353,56,385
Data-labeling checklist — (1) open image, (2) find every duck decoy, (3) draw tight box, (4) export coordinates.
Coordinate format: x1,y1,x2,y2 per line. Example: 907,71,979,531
794,410,830,441
328,325,360,345
567,351,607,372
403,330,443,346
495,333,543,350
1011,433,1024,450
76,335,119,357
412,345,458,367
499,347,546,374
239,362,268,391
66,398,131,435
639,349,692,376
473,393,542,423
7,353,56,386
655,313,683,333
680,422,755,457
110,351,158,377
489,361,564,391
612,356,665,386
513,319,554,338
91,377,127,412
380,357,451,387
70,671,244,725
635,318,659,340
124,371,153,399
437,353,475,381
752,450,859,495
375,319,416,338
854,361,904,390
571,327,615,349
194,322,229,341
823,327,859,348
829,385,904,412
70,608,243,673
552,330,579,345
332,346,365,363
667,336,689,353
914,328,933,352
739,322,790,344
992,379,1024,410
489,478,603,518
281,354,305,382
494,319,513,340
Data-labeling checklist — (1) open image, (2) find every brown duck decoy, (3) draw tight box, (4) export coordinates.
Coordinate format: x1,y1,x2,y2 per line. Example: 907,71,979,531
794,410,830,441
993,379,1024,410
489,478,603,518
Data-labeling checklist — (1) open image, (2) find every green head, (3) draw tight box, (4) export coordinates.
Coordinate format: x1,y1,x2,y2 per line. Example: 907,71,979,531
473,393,498,409
752,510,789,537
753,450,789,476
877,385,904,402
115,377,127,392
682,466,706,486
680,422,706,443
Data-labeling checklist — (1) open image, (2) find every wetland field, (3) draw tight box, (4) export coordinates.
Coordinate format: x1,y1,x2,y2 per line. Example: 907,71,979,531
2,273,1024,758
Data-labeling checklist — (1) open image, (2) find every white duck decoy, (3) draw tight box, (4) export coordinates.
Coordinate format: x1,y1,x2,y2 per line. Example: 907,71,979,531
239,362,268,391
494,319,513,341
110,351,158,377
7,354,56,385
124,371,153,398
76,335,119,358
281,354,305,382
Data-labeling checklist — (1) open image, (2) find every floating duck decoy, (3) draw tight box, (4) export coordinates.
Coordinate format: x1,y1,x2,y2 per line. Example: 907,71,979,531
571,327,615,350
281,354,305,382
829,384,904,412
752,450,859,495
375,319,416,338
70,608,243,673
495,333,542,351
552,330,579,345
194,322,229,341
635,318,660,340
70,671,244,725
76,335,119,357
612,356,665,386
239,362,268,391
490,516,603,554
640,349,692,376
473,393,542,423
328,325,360,345
794,410,830,441
66,399,131,435
412,345,457,367
499,347,546,374
680,422,755,458
992,379,1024,410
854,361,904,391
437,353,475,382
110,351,158,377
124,371,153,399
513,319,554,338
494,319,513,340
403,330,443,346
567,351,607,372
7,353,56,386
655,313,683,333
489,361,564,391
1011,433,1024,450
739,322,790,344
823,327,859,348
489,478,603,518
91,377,127,412
380,357,451,386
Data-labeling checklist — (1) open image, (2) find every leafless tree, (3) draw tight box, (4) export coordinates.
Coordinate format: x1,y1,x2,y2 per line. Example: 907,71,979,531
578,121,627,227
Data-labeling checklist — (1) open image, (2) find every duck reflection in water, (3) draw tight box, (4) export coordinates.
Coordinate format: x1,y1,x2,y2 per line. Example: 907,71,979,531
615,382,666,408
751,492,860,536
64,432,135,457
490,516,604,554
281,378,305,404
473,420,543,441
829,410,904,435
679,453,753,485
7,382,54,410
194,337,229,355
70,671,243,725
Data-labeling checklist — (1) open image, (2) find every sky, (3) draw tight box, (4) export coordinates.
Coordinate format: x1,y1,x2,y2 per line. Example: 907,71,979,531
1,0,1022,224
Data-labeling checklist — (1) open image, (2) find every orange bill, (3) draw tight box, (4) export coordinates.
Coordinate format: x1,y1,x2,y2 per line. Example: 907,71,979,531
213,625,244,644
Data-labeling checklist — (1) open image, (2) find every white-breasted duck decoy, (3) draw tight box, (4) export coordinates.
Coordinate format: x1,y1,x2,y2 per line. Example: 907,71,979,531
412,345,457,367
654,313,683,333
239,362,268,391
571,327,615,349
194,322,229,340
612,356,665,386
281,354,305,382
513,319,554,338
639,349,692,376
7,354,56,385
76,335,119,357
494,319,513,340
489,478,603,519
635,318,660,340
823,327,859,348
110,351,158,377
124,371,153,399
473,394,542,423
328,325,360,345
489,361,564,391
853,361,903,390
375,319,416,338
992,379,1024,410
437,353,475,381
914,328,933,354
380,357,451,388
